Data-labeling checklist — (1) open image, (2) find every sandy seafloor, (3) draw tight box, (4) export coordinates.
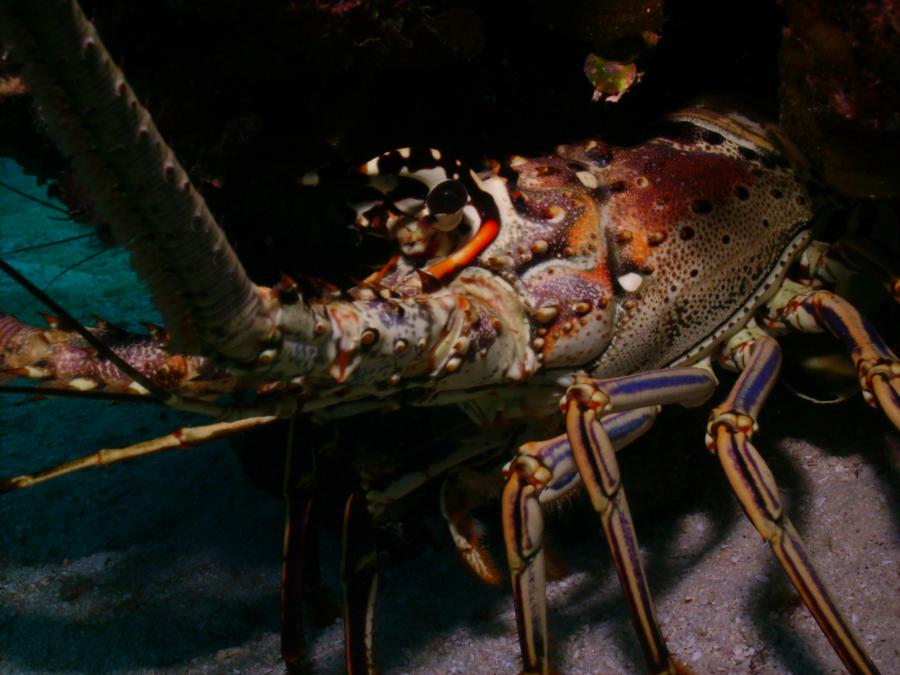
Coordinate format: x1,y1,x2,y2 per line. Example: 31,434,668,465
0,159,897,674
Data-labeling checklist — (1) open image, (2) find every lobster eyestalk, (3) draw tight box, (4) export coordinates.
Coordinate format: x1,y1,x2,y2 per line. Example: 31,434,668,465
0,0,274,363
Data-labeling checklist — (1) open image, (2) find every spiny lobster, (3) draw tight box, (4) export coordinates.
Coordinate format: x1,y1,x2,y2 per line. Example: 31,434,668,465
0,1,898,674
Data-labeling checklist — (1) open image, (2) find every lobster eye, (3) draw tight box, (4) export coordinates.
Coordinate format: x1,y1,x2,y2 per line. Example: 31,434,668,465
426,179,468,214
426,179,468,231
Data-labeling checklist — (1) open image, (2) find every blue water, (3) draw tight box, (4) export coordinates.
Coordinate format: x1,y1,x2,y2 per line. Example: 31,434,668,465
0,158,159,328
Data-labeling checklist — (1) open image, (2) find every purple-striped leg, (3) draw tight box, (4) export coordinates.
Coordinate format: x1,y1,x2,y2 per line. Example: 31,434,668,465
502,407,659,674
341,493,379,674
707,333,881,675
765,283,900,429
562,368,716,675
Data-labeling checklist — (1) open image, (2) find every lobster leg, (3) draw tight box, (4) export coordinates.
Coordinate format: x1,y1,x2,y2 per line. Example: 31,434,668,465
341,435,510,667
765,282,900,429
364,436,495,520
281,481,317,673
802,238,900,303
561,368,716,675
442,464,506,586
280,417,328,673
341,492,379,675
0,415,279,492
707,332,881,675
502,407,659,674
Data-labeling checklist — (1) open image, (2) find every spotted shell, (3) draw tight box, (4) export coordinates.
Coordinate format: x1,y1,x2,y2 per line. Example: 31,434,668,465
473,109,813,375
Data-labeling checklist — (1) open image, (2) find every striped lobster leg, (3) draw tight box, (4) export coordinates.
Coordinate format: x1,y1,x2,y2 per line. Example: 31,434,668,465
560,368,717,675
502,407,660,674
706,329,881,675
764,281,900,429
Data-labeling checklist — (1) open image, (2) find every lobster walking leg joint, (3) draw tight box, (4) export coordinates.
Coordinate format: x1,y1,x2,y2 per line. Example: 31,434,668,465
502,452,550,674
503,454,554,491
858,359,900,408
765,284,900,429
562,379,611,412
503,448,556,574
704,409,758,450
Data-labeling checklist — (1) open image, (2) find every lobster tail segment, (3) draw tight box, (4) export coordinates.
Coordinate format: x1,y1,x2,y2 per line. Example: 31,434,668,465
0,0,274,363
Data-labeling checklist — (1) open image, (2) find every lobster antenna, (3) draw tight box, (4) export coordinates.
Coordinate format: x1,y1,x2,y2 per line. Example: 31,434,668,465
1,232,96,256
0,384,159,404
41,244,110,291
0,177,72,215
2,231,114,294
